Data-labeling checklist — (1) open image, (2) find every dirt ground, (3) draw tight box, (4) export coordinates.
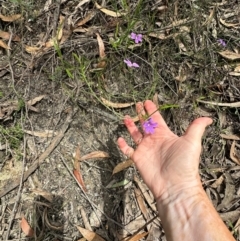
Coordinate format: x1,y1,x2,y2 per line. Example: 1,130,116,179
0,0,240,240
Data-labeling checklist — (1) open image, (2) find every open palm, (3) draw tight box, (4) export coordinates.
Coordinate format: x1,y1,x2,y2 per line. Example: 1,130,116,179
117,100,212,200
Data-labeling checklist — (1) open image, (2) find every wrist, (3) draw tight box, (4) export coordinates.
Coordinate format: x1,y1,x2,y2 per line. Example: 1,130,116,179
157,185,207,240
156,182,205,218
156,183,235,241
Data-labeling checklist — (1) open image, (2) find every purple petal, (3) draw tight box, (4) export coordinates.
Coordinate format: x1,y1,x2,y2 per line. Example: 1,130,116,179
217,39,226,47
132,62,139,68
135,34,143,43
130,32,136,40
124,59,132,67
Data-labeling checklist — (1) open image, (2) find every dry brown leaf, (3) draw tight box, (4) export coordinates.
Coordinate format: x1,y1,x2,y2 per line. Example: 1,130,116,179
219,51,240,60
73,169,87,192
220,134,240,140
77,226,106,241
95,2,126,17
127,232,148,241
75,145,81,163
230,141,240,165
0,13,22,22
74,145,86,190
57,15,65,41
27,95,46,106
25,45,42,54
24,130,58,138
211,175,224,188
81,151,109,161
149,31,182,40
76,11,96,26
175,65,187,81
202,8,215,26
134,188,149,220
234,65,240,72
96,33,106,59
96,60,107,68
45,39,55,48
166,18,189,29
0,31,20,41
20,216,34,237
101,97,134,108
31,188,53,202
80,207,92,231
73,27,90,33
219,18,240,28
157,6,168,11
210,1,228,6
0,39,10,49
148,32,166,40
229,72,240,76
112,159,133,175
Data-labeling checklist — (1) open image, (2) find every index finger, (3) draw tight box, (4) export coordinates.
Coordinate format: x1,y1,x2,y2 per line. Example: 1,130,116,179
143,100,171,131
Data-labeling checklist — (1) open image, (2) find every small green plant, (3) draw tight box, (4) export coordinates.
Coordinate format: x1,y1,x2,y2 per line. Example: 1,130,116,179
53,41,74,79
0,123,24,150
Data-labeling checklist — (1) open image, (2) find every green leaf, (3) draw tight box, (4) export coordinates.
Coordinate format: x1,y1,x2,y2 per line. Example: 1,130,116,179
109,179,129,188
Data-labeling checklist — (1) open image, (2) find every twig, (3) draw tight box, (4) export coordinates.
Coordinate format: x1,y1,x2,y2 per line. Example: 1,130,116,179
0,108,78,198
7,29,18,97
5,113,27,240
197,99,240,107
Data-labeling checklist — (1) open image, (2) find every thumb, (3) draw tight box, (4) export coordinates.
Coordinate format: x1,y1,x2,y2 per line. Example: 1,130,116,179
184,117,212,143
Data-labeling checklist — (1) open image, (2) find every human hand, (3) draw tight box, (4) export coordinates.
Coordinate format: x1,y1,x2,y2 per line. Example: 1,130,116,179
117,100,212,202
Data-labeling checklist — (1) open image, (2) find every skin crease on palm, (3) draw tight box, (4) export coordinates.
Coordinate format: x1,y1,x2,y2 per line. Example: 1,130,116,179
117,100,236,241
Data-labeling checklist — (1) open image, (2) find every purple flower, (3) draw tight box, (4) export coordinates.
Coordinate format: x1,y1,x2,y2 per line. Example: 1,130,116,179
130,32,143,44
143,117,158,134
124,59,139,68
217,39,226,47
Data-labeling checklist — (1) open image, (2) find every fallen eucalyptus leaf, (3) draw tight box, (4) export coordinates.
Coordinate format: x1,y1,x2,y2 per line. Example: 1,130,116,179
127,232,148,241
101,97,134,108
81,151,109,161
219,50,240,60
0,13,22,22
95,2,126,17
109,179,129,188
112,159,133,175
77,226,106,241
0,40,10,49
20,216,34,237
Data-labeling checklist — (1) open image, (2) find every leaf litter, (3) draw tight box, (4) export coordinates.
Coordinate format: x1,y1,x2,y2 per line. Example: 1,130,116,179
1,0,240,240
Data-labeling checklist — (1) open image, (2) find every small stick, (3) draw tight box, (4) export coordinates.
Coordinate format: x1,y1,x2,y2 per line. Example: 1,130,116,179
197,99,240,108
